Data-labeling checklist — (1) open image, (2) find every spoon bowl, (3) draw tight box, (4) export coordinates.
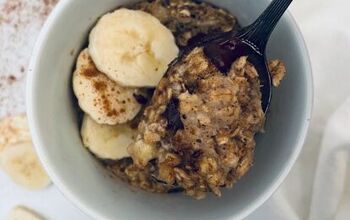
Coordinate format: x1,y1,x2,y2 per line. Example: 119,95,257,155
203,35,272,111
186,0,293,111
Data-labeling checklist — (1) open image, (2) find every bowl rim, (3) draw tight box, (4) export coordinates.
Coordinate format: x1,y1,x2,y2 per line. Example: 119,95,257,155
26,0,314,219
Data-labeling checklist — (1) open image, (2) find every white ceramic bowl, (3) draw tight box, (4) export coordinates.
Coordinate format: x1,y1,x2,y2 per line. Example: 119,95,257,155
27,0,313,219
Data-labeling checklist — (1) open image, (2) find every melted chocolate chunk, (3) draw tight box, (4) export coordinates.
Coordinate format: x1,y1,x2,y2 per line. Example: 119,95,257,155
185,82,198,94
133,93,148,105
162,98,184,133
192,0,203,4
192,150,202,158
187,33,208,47
146,88,156,96
162,0,170,6
100,159,119,166
167,187,184,194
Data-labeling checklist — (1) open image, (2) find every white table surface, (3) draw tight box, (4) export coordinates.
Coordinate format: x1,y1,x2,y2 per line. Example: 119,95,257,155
1,0,349,219
0,0,90,219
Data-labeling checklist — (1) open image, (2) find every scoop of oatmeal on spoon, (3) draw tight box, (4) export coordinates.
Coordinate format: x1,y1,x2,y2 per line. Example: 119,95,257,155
128,0,289,198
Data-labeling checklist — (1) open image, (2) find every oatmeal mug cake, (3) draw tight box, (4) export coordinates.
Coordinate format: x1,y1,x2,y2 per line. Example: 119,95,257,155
72,0,286,199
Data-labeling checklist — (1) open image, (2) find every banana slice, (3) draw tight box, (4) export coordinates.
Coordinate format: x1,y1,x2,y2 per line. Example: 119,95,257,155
5,206,44,220
89,8,179,87
73,49,141,125
81,114,137,160
0,141,51,190
0,114,31,153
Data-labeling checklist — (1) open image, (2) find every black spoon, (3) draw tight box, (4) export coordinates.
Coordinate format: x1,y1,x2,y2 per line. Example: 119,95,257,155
187,0,293,112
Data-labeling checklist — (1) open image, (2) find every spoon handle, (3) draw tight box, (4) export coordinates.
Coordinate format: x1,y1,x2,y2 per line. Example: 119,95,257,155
238,0,293,51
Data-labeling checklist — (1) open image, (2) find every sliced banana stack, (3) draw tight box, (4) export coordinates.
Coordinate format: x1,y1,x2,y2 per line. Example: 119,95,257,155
81,114,137,160
0,114,31,153
73,49,142,125
89,8,179,87
5,206,44,220
0,114,50,190
75,9,180,160
0,141,51,190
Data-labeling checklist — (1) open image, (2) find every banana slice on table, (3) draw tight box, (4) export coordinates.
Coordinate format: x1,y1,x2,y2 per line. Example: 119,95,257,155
5,206,44,220
89,8,179,87
0,114,31,153
0,141,51,190
81,114,137,160
73,49,141,125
